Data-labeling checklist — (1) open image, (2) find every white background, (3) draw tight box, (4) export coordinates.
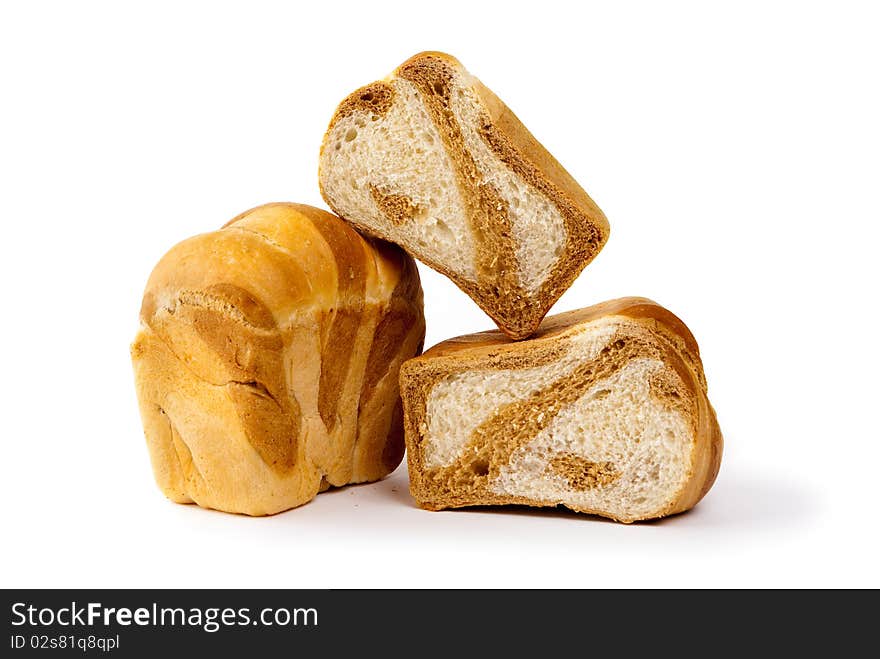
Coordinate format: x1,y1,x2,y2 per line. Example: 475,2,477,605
1,1,877,588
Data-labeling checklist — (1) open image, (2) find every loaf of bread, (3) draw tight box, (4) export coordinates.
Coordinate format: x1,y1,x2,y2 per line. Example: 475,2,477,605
319,51,609,340
131,203,425,515
399,297,721,523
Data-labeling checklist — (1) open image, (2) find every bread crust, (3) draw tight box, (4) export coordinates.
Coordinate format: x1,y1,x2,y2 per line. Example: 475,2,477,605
319,52,610,339
399,297,721,522
131,203,425,515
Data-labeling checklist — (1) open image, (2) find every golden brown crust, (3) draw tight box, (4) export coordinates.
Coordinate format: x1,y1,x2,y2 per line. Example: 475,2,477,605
400,297,722,522
415,297,702,365
226,380,300,472
319,51,610,339
310,212,368,433
131,203,425,515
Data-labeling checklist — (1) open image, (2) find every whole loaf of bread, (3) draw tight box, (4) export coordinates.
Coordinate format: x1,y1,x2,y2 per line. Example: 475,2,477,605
131,203,425,515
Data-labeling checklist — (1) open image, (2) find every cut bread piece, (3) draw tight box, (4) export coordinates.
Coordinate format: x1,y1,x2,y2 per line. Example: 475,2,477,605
319,51,609,339
399,298,722,523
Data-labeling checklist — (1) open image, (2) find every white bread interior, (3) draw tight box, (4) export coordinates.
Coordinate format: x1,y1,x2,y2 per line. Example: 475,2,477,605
324,79,476,279
424,320,619,468
322,76,566,294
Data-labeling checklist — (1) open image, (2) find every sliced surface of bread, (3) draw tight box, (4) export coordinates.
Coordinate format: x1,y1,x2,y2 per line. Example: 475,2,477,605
399,297,722,523
319,51,610,339
131,203,425,515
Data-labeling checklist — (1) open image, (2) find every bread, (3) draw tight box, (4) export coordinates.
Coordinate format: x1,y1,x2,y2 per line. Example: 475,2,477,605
399,297,721,523
319,51,610,340
131,203,425,515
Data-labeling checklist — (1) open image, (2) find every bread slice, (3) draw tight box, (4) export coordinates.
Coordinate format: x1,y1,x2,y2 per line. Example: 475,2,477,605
319,51,610,339
399,298,722,523
131,203,425,515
